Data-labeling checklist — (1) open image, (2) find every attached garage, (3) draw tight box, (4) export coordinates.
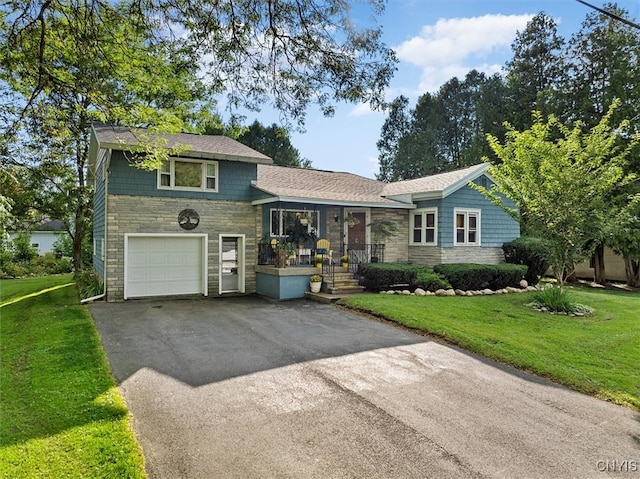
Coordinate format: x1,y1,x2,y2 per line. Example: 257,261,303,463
124,234,208,299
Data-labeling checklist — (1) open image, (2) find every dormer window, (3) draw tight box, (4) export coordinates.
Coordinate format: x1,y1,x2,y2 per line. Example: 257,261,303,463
158,157,218,192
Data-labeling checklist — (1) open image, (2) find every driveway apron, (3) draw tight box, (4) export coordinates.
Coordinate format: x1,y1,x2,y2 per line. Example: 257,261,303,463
90,296,639,479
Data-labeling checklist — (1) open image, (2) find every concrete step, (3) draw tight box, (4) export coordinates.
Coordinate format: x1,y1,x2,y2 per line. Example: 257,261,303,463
327,285,366,295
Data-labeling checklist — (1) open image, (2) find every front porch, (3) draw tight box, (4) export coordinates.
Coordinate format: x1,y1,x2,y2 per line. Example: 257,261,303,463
255,263,366,301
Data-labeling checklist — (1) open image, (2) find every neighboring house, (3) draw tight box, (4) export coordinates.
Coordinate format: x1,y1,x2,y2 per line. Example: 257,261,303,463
89,124,519,302
9,220,66,255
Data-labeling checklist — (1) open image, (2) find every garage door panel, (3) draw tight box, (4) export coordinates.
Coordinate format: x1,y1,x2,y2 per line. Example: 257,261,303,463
125,235,206,299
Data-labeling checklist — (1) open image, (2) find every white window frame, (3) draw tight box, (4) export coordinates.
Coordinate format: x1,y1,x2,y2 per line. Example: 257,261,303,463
269,208,319,237
157,157,219,192
410,208,437,245
454,209,481,246
93,238,105,261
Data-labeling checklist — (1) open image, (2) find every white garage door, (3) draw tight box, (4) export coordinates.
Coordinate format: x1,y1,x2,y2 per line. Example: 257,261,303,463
125,234,207,299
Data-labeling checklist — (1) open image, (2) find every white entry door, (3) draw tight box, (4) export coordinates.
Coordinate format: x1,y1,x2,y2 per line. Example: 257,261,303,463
125,234,208,299
219,235,245,294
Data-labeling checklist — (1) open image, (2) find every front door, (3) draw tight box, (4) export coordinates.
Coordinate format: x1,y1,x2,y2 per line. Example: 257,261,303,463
219,235,245,294
346,211,367,247
345,210,369,264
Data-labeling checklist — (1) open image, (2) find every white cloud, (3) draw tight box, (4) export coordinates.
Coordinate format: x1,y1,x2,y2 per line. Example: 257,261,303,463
395,14,533,92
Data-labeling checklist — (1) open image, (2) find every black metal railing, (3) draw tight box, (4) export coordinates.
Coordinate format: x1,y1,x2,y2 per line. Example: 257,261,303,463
345,244,385,273
321,261,335,289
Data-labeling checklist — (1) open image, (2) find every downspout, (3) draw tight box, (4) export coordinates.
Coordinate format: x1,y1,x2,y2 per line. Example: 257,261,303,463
81,149,111,304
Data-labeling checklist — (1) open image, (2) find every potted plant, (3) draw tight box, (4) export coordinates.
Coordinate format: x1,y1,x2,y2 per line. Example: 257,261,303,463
368,220,399,263
288,218,316,249
274,241,294,268
340,255,349,268
309,274,322,293
315,254,323,268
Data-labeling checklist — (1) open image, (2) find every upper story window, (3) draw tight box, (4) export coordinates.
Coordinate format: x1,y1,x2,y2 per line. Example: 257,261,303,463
454,209,480,245
410,208,437,245
158,157,218,192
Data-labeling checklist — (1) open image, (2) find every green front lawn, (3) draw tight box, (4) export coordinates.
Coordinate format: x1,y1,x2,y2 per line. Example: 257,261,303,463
340,287,640,411
0,276,146,478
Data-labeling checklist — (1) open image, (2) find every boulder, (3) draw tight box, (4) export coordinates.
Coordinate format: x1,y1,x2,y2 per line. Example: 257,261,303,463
519,279,528,289
414,288,426,296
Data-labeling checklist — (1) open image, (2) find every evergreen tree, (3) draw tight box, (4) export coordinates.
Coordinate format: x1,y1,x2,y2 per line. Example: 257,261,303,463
505,12,566,130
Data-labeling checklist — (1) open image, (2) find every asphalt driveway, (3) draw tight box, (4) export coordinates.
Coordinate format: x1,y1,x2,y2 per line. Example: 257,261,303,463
90,296,639,479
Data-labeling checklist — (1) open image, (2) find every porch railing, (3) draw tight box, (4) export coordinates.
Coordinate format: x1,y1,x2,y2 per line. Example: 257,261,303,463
345,244,385,273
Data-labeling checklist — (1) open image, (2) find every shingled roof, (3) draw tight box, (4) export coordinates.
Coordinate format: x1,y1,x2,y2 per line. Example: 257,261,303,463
90,123,271,164
253,164,413,208
382,163,489,200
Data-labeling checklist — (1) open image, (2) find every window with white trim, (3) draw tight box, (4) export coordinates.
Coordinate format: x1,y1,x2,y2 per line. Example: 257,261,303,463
158,157,218,192
270,209,319,237
93,238,105,260
410,208,437,245
454,209,480,245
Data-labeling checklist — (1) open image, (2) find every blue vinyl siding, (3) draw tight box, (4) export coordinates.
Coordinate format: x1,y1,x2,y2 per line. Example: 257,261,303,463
107,150,258,201
414,175,519,248
92,153,106,277
440,179,519,247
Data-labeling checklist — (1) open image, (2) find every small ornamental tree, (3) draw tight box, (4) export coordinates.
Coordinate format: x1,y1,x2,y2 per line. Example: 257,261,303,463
474,103,637,290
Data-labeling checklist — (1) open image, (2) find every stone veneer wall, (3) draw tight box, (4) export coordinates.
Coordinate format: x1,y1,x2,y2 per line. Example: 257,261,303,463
409,246,504,267
106,194,259,301
370,208,409,263
441,246,504,264
325,206,343,257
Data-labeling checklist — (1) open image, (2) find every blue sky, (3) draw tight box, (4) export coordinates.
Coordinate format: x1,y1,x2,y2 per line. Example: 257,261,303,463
247,0,640,178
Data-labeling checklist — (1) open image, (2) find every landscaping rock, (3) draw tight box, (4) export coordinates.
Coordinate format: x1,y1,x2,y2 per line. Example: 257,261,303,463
482,288,494,295
435,289,447,296
455,289,465,296
402,290,411,295
414,288,426,296
520,279,528,289
445,289,456,296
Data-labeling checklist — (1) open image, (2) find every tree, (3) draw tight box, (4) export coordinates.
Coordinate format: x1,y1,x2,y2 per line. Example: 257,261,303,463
376,95,410,182
237,121,311,168
564,3,640,282
1,0,396,273
566,3,640,128
609,196,640,287
1,1,215,273
505,12,566,131
377,71,507,180
476,105,637,290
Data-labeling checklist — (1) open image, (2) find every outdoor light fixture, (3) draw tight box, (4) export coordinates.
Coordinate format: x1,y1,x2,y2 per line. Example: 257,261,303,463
334,214,339,222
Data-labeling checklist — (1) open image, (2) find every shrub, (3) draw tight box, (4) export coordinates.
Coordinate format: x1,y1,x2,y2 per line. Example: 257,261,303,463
359,263,450,292
360,263,415,292
529,286,594,315
76,270,103,299
12,232,38,262
415,267,451,291
433,263,527,290
503,236,549,286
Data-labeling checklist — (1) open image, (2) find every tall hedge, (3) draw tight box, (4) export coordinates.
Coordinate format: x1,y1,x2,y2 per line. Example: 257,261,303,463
502,236,549,285
433,263,527,290
358,263,450,292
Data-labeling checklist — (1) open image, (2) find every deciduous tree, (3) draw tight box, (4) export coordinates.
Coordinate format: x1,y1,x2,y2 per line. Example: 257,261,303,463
476,105,637,290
